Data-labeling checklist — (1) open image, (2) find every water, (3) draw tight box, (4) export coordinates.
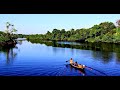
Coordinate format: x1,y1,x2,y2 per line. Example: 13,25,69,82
0,40,120,76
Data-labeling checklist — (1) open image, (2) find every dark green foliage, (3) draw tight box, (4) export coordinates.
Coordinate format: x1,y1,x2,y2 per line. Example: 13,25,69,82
27,21,120,43
0,22,17,43
3,20,118,44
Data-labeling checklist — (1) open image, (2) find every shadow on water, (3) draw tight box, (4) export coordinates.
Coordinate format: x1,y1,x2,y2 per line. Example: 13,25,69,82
0,42,19,65
29,40,120,64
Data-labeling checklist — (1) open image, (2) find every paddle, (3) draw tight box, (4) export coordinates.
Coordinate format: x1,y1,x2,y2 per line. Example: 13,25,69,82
66,60,69,62
84,65,93,70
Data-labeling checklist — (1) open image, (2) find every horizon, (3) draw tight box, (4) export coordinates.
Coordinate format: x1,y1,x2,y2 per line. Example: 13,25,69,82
0,14,120,34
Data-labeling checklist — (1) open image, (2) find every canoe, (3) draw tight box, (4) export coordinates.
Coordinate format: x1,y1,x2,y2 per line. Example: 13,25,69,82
66,64,85,75
70,63,85,69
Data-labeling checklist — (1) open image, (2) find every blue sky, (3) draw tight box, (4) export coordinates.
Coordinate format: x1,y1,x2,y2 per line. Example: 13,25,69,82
0,14,120,34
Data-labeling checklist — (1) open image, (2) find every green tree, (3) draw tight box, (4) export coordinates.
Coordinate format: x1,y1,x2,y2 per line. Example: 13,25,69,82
4,22,17,40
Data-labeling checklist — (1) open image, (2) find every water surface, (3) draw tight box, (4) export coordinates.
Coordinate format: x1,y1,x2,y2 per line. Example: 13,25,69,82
0,40,120,76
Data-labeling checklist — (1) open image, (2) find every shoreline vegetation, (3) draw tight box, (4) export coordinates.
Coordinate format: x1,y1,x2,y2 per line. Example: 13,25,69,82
24,21,120,44
1,20,120,47
0,22,17,47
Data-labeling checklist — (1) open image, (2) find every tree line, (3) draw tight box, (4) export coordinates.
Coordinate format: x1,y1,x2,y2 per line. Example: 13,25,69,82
1,20,120,44
26,20,120,43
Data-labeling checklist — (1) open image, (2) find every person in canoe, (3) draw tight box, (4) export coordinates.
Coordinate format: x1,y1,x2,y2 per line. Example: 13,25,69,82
74,61,85,69
74,61,78,66
66,58,74,64
69,58,74,64
69,58,79,66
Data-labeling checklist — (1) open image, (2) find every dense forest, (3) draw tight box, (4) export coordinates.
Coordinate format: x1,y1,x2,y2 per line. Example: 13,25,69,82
25,21,120,43
1,20,120,44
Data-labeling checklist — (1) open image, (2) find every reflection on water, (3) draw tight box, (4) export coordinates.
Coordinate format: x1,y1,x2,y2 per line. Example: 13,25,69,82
0,42,19,65
92,51,113,63
29,40,120,64
1,39,120,76
17,40,23,45
116,53,120,63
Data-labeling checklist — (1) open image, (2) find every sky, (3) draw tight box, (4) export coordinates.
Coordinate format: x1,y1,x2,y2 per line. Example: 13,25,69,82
0,14,120,34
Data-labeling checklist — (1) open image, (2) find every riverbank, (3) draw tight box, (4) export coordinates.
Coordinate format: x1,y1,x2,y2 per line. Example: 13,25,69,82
24,22,120,44
27,37,120,45
0,40,17,47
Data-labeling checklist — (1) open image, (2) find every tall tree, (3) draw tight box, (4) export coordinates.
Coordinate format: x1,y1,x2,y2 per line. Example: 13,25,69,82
4,22,17,40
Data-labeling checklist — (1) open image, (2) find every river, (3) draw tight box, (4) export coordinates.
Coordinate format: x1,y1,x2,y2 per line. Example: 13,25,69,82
0,39,120,76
